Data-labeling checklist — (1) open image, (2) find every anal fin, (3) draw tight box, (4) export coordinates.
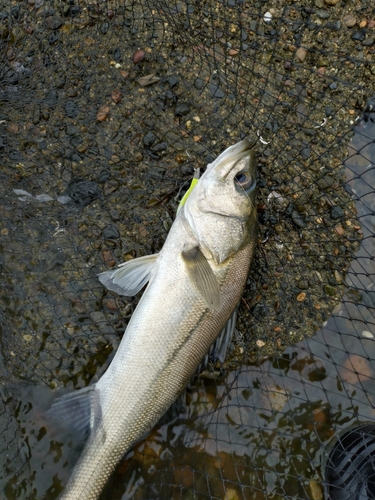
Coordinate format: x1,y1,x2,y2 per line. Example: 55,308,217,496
46,385,97,439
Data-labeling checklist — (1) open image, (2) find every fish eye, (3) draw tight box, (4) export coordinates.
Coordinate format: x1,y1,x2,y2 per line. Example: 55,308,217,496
234,171,254,191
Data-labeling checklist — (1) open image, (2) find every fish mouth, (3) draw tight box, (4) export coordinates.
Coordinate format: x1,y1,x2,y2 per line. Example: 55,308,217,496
203,138,255,179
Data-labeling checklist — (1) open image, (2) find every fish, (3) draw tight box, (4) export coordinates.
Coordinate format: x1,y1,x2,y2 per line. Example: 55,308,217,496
48,137,258,499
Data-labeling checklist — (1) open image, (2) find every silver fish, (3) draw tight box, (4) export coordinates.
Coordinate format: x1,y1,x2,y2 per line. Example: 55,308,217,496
49,138,258,499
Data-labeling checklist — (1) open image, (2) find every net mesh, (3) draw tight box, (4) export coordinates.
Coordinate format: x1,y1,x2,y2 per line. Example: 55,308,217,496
0,0,375,499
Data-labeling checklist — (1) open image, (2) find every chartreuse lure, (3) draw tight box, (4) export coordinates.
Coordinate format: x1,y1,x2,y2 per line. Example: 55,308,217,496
176,168,200,214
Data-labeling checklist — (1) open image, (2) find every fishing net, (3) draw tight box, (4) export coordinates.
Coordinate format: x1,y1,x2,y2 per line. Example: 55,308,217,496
0,0,375,498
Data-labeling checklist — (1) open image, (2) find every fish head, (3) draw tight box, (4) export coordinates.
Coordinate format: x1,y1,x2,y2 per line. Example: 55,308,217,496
183,138,258,264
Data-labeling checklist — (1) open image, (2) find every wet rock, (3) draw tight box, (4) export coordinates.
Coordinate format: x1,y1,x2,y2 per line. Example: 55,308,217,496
330,206,344,220
291,210,306,228
98,170,110,183
64,100,79,118
45,16,63,30
363,38,374,46
111,89,122,103
64,178,101,208
97,105,110,122
208,84,225,98
343,14,356,27
103,225,120,239
352,30,365,41
316,9,330,20
151,142,167,152
296,47,307,62
143,131,156,147
317,175,334,190
175,103,190,116
132,49,145,64
66,125,79,136
194,78,204,90
101,22,109,34
168,76,179,88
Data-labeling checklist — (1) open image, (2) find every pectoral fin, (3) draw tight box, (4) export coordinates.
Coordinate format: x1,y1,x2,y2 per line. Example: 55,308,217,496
98,253,159,296
181,246,222,311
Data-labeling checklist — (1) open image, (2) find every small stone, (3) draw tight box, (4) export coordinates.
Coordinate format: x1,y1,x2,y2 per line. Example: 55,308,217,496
111,89,122,103
297,292,306,302
334,224,344,236
334,270,343,284
324,0,339,5
120,70,129,79
363,38,374,46
317,175,334,190
143,131,155,147
208,84,225,98
175,103,190,116
352,30,365,41
324,284,336,296
132,49,145,64
101,22,109,34
194,78,204,90
228,48,239,56
103,225,120,239
362,331,374,339
330,206,344,219
168,76,179,88
1,228,9,236
6,123,19,134
256,340,265,348
343,14,356,27
45,16,63,30
102,249,115,265
359,20,367,28
291,210,306,228
138,226,147,238
316,9,330,20
309,479,323,500
295,47,307,62
97,105,110,122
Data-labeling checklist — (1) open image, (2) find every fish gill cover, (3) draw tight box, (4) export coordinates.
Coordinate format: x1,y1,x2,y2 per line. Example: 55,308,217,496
0,0,374,499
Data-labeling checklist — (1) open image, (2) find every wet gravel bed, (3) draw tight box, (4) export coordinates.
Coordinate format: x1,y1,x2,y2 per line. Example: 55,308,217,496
0,0,372,388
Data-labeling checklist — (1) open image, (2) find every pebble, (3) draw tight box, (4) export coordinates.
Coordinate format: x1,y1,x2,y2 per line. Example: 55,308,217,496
175,103,190,116
291,210,306,228
334,224,344,236
6,123,19,134
228,49,239,56
97,105,110,122
132,49,145,64
297,292,306,302
330,206,344,219
295,47,307,62
352,30,365,41
343,14,356,27
45,16,63,30
111,89,122,103
143,131,155,147
208,83,225,98
103,225,120,239
324,0,339,4
363,38,374,46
